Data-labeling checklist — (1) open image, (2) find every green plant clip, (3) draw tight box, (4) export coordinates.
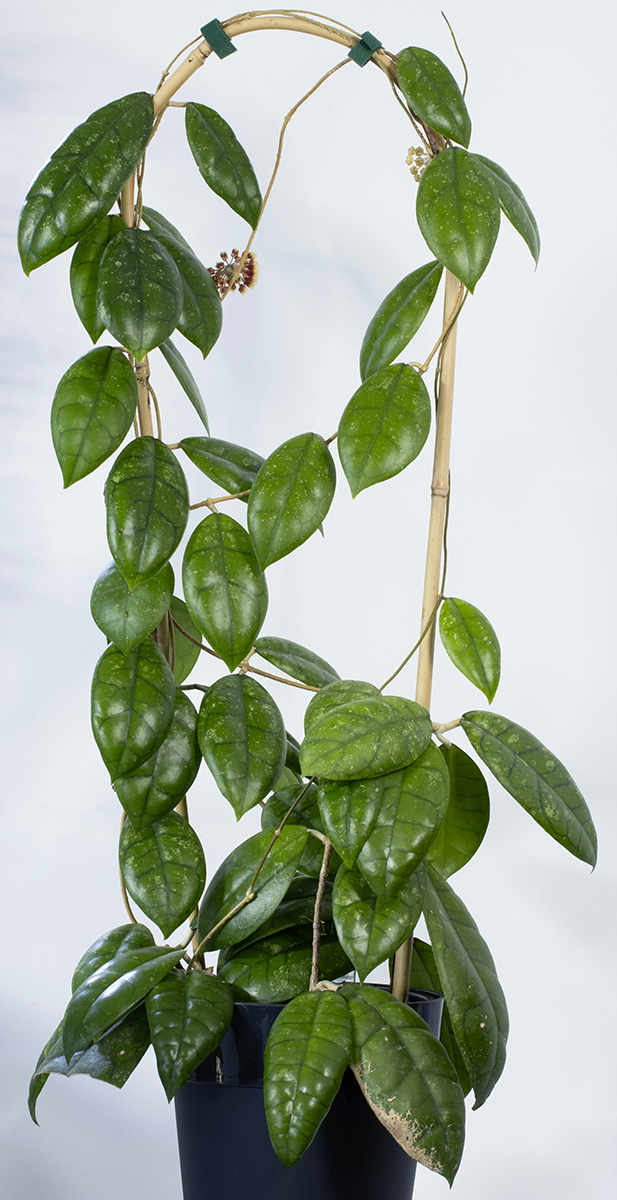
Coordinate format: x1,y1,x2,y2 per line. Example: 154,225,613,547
348,30,382,68
200,18,237,59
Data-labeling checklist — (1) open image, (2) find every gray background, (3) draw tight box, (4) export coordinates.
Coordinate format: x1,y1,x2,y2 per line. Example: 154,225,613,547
1,1,615,1197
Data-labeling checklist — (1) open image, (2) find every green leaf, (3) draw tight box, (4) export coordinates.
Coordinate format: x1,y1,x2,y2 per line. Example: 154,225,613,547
397,47,472,148
408,938,472,1097
18,92,153,275
197,675,286,817
461,710,597,865
426,744,489,877
439,597,501,702
72,923,155,992
356,743,449,898
90,561,174,654
196,826,308,951
261,775,342,879
264,990,352,1166
182,512,268,671
318,776,384,868
106,437,189,589
146,968,233,1100
473,154,540,264
333,864,425,980
115,689,200,830
304,680,378,732
185,102,262,228
360,260,443,381
341,983,465,1183
248,433,336,568
119,812,205,937
218,926,351,1001
29,1019,64,1123
98,228,184,361
217,876,332,967
91,639,176,781
141,207,222,359
70,215,126,341
159,340,209,432
338,364,431,497
417,148,500,291
36,1004,151,1091
255,636,339,689
284,731,302,775
300,693,433,781
62,945,184,1061
50,347,137,487
422,865,508,1108
179,436,264,500
169,596,202,684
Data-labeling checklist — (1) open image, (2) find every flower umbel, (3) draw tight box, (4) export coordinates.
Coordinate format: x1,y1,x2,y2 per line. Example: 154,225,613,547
208,249,259,297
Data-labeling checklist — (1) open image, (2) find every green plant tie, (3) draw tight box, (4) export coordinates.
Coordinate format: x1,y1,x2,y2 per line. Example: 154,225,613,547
348,31,382,68
200,18,237,59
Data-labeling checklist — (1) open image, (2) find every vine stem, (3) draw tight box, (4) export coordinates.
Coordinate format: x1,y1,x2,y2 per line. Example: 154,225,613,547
309,836,332,989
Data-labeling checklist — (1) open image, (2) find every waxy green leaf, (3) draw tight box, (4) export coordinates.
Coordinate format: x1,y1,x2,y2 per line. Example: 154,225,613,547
473,154,540,264
217,877,332,966
185,102,262,228
91,639,176,781
422,865,508,1108
51,347,137,487
115,689,200,829
356,744,449,898
261,773,342,879
417,148,500,291
333,863,425,980
300,693,433,781
18,92,153,275
72,923,155,992
426,744,490,878
180,436,264,500
90,561,174,654
397,47,471,148
146,968,234,1100
169,596,202,684
141,206,222,359
106,437,189,589
439,597,501,702
360,260,443,381
304,680,378,732
159,340,209,432
70,215,126,341
461,711,597,865
408,938,472,1098
120,812,206,937
218,926,351,1002
98,228,183,361
338,364,431,497
248,433,336,568
264,990,352,1166
318,776,384,868
255,636,340,689
182,512,268,671
197,674,286,817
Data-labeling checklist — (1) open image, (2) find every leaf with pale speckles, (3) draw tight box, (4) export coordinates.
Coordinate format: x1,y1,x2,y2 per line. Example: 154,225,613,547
439,597,501,702
417,148,500,291
91,638,176,780
51,347,137,487
197,674,286,817
119,811,206,937
338,364,431,497
333,862,425,979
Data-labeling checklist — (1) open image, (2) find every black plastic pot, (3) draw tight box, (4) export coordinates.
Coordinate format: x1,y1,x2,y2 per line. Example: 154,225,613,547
174,987,443,1200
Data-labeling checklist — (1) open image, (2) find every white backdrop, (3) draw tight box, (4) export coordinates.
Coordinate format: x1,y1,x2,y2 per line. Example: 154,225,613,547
1,2,616,1198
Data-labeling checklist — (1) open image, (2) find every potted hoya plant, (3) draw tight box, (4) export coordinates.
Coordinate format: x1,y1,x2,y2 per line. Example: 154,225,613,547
19,10,597,1198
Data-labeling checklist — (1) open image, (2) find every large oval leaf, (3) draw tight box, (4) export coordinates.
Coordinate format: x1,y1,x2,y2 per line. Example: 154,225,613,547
439,597,501,702
426,744,489,878
217,877,332,966
146,968,234,1100
90,561,174,654
91,639,176,780
185,102,262,228
417,148,500,292
360,260,443,381
255,635,339,689
261,772,342,880
182,512,268,671
408,938,472,1097
169,595,202,684
300,694,433,781
264,990,352,1167
333,863,425,980
51,347,137,487
71,924,155,992
397,47,471,148
318,776,384,868
304,679,378,732
461,710,597,865
158,340,209,432
106,437,189,589
338,364,431,497
248,433,336,568
115,689,200,829
70,215,126,341
119,811,206,938
142,207,222,359
98,228,183,362
18,92,153,275
179,436,264,499
473,154,540,264
197,674,286,818
218,926,351,1001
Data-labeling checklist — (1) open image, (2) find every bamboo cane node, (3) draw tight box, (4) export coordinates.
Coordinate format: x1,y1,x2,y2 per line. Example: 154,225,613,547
431,485,449,498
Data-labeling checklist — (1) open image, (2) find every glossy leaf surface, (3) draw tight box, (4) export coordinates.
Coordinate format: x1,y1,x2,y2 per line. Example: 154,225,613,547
397,47,471,147
261,773,342,879
217,877,331,966
218,926,351,1002
255,636,340,689
333,863,425,979
304,680,378,732
146,968,234,1099
182,512,268,670
36,1004,151,1093
180,436,264,500
461,711,597,865
115,689,200,829
70,214,126,341
91,639,176,780
300,693,433,781
439,597,501,702
169,596,202,683
248,433,336,568
18,92,153,274
185,102,262,228
142,206,222,358
120,812,205,938
90,561,174,654
473,154,540,264
197,674,286,817
318,776,384,868
360,260,443,381
106,437,189,589
264,990,352,1166
408,938,472,1097
51,347,137,487
159,340,209,431
72,923,154,992
426,744,489,878
338,364,431,497
417,148,500,291
98,228,183,361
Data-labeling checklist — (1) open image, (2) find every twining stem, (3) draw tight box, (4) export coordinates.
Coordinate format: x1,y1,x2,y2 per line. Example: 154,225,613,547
190,490,250,509
309,836,332,989
170,615,320,692
377,594,443,694
135,359,154,436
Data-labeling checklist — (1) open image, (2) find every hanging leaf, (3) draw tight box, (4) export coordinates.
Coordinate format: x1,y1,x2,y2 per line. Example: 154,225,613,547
182,512,268,671
248,433,336,568
119,812,206,938
439,597,501,702
261,774,342,879
115,689,200,830
70,215,126,341
180,436,264,500
304,679,378,732
90,561,174,655
360,260,443,381
51,347,137,487
264,990,352,1167
461,711,597,865
417,148,500,291
318,776,384,868
33,1004,151,1112
284,731,302,775
356,743,449,898
408,938,472,1097
91,639,176,781
18,91,154,275
341,984,465,1184
97,227,183,361
197,674,286,817
300,693,433,781
333,863,425,980
158,340,209,432
472,154,540,264
426,744,489,878
141,206,222,359
106,437,189,589
422,864,508,1108
218,926,351,1002
255,636,340,689
338,364,431,497
146,968,234,1100
185,102,262,228
397,47,472,148
196,826,308,951
169,596,202,684
71,923,155,992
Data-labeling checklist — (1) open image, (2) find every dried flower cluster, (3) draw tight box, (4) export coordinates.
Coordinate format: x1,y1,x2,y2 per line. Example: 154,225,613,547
208,248,259,296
